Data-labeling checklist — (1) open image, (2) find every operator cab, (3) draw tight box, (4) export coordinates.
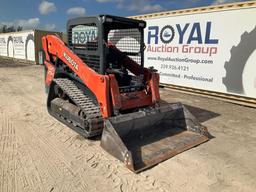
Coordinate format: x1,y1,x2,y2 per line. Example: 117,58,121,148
67,15,146,92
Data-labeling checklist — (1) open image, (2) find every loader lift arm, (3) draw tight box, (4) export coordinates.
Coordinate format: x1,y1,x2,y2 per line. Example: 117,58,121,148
42,35,111,118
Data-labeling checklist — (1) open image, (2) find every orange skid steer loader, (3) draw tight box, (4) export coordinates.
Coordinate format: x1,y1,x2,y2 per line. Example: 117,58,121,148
42,15,210,173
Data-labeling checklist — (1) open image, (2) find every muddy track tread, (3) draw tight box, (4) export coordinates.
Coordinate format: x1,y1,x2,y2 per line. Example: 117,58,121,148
53,78,103,134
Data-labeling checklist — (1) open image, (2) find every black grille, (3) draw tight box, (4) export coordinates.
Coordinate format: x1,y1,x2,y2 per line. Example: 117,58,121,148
68,24,100,72
77,53,100,72
68,24,98,49
108,28,142,65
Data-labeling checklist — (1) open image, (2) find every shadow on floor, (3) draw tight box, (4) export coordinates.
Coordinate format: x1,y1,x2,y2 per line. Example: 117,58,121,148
0,62,32,68
160,100,220,123
184,104,220,123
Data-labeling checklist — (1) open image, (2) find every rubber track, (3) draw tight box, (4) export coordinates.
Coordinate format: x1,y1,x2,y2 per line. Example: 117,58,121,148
53,78,103,132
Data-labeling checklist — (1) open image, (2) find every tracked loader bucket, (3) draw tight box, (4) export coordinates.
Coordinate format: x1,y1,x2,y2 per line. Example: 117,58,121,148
101,103,210,173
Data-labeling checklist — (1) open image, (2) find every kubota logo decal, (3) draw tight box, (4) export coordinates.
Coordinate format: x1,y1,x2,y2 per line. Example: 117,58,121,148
64,52,78,70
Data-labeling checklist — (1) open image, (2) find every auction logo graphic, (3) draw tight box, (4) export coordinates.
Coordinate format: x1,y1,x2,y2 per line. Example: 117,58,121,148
6,34,34,60
147,22,219,56
160,25,175,44
223,26,256,95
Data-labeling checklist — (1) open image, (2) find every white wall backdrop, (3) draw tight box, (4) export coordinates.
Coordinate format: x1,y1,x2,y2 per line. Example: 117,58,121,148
0,31,35,61
144,7,256,98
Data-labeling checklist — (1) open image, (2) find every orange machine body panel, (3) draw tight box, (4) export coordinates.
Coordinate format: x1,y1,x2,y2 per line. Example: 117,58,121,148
42,35,160,118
